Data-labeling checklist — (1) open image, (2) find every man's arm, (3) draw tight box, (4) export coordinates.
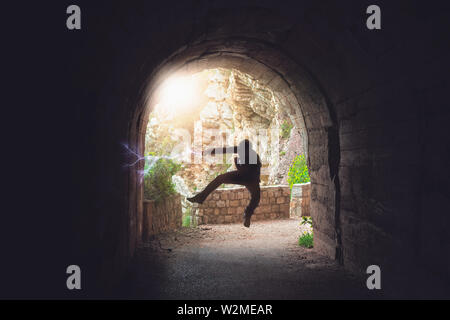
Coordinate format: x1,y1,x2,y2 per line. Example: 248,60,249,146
204,146,237,156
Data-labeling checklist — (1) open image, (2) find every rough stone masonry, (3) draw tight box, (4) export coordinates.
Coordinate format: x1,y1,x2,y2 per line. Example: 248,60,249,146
290,183,311,217
142,194,182,241
192,185,291,224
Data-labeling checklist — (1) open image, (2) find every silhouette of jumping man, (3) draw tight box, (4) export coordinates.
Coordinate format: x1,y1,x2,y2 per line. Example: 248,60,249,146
187,139,261,228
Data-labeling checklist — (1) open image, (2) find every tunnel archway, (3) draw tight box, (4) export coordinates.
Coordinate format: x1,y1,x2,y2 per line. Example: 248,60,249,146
49,1,450,299
41,0,450,299
127,38,341,264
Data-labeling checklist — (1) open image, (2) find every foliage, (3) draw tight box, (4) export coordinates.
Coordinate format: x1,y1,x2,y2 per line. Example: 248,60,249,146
281,120,293,139
183,215,198,228
182,206,198,228
279,151,286,157
182,206,196,227
182,206,191,227
144,158,181,202
287,154,310,189
301,216,312,226
146,135,176,157
299,216,313,248
182,214,191,227
298,231,314,248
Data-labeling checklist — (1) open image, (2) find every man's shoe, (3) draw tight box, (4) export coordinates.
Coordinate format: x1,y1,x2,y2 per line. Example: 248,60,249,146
243,214,251,228
187,194,205,204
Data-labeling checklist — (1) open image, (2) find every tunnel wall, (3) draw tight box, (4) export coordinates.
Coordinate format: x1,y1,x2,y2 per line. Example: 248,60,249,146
60,0,450,296
290,183,311,218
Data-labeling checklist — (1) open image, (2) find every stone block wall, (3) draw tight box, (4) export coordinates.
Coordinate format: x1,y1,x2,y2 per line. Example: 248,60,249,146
142,194,182,241
290,183,311,217
193,185,290,224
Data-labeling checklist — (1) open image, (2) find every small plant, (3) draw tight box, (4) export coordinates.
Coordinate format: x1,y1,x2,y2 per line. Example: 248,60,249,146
299,216,313,248
287,154,310,189
182,206,192,227
301,216,312,226
281,121,293,139
144,158,181,202
298,231,314,248
182,214,191,227
279,151,286,157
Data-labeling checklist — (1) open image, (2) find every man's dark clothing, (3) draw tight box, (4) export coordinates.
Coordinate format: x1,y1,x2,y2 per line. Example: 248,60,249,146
195,146,262,217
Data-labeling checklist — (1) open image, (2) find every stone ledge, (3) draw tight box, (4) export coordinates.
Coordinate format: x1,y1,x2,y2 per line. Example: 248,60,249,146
142,194,182,240
193,185,291,225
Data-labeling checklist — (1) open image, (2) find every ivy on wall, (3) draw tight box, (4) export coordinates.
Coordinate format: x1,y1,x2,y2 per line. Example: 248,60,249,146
287,154,310,189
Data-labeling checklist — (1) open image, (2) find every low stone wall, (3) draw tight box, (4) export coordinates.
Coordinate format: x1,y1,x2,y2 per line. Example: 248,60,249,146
193,185,290,224
290,183,311,217
142,194,182,241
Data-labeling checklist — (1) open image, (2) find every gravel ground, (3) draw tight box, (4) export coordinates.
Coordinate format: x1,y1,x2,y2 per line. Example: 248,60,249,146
121,219,381,299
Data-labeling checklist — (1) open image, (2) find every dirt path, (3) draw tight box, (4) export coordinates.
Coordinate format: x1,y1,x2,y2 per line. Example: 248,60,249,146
123,219,378,299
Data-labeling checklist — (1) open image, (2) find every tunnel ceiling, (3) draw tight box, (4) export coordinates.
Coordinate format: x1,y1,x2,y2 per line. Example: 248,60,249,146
55,1,450,297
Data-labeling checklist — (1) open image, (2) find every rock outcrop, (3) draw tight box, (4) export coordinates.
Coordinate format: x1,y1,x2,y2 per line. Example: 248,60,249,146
146,68,306,197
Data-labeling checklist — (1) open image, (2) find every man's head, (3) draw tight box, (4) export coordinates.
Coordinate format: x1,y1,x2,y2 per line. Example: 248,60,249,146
237,139,258,164
238,139,252,151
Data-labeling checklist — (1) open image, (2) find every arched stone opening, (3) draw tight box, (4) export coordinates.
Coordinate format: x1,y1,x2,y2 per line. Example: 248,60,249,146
5,0,448,300
127,39,341,263
27,0,448,299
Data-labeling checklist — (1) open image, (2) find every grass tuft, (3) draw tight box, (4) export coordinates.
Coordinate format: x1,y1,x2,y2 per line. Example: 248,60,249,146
298,232,313,248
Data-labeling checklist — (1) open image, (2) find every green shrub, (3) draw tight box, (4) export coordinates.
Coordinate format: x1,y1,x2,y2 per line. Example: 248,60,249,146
298,232,314,248
182,214,191,227
144,158,181,202
287,154,310,189
281,121,293,139
182,207,193,227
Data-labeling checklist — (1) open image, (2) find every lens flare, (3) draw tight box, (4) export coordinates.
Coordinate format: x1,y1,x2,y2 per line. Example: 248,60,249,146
155,75,199,118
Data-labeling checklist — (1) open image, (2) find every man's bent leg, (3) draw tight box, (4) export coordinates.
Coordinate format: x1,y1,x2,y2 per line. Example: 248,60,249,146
243,182,261,227
188,171,242,204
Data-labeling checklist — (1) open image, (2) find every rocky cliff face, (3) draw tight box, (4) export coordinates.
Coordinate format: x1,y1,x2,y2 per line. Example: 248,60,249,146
145,68,306,197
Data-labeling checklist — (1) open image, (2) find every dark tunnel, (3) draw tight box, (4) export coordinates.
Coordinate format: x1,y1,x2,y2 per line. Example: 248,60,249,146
4,0,449,299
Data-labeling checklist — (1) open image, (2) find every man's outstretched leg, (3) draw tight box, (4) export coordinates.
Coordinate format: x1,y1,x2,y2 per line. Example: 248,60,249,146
187,171,242,204
243,182,261,228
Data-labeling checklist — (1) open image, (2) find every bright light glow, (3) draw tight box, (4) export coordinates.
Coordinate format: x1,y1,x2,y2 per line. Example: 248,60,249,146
155,75,199,118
